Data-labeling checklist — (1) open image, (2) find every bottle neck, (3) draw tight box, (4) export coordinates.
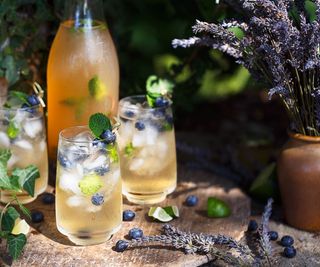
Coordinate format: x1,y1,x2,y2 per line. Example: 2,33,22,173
63,0,105,28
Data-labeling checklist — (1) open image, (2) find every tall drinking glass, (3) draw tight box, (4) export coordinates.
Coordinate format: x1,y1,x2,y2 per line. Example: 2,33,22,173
56,126,122,245
118,95,177,204
0,104,48,203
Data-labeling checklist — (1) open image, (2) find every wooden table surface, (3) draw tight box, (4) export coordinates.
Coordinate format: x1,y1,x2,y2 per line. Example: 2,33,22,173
1,133,320,266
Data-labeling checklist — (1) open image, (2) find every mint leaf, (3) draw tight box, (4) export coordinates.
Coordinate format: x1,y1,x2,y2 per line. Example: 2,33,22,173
89,113,112,138
13,165,40,197
2,207,20,232
5,91,29,107
146,75,174,97
124,142,134,157
8,233,27,260
107,144,119,163
7,120,19,139
0,149,11,165
0,162,13,190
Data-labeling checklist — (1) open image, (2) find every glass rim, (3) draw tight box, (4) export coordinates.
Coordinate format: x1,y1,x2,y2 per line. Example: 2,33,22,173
119,95,172,112
0,103,42,112
59,125,117,145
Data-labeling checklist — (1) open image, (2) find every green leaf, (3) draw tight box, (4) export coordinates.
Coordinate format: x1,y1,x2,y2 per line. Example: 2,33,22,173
146,75,174,97
207,197,231,218
7,233,27,260
0,230,10,238
124,142,134,157
2,206,20,232
12,165,40,197
15,198,31,219
89,113,112,138
107,144,119,163
0,162,13,190
8,90,29,106
7,120,19,139
0,149,11,165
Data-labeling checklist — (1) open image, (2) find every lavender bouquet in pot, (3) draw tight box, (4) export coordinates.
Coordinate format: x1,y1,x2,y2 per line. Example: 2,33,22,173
172,0,320,231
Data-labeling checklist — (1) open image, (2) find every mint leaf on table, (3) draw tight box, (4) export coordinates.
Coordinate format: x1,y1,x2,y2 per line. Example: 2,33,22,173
7,233,27,260
12,165,40,197
89,113,112,138
7,120,19,139
2,207,20,232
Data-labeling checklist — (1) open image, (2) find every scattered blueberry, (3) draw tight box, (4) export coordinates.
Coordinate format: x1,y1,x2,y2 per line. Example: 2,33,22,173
123,210,135,221
94,166,110,176
155,97,169,107
27,95,40,106
247,219,258,232
124,110,135,118
283,246,296,258
128,228,143,239
135,121,145,131
268,231,278,241
58,153,72,169
280,235,294,247
115,240,129,252
91,193,104,206
100,130,116,144
31,211,44,223
185,195,198,206
42,193,55,204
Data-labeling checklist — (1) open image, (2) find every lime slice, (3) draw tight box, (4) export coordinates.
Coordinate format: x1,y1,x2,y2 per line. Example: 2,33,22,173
163,206,179,218
207,197,231,218
78,174,103,196
11,219,30,235
148,207,173,222
88,76,107,101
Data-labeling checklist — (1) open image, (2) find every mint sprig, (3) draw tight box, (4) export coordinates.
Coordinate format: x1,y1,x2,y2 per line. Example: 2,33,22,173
146,75,174,107
4,91,29,108
89,113,112,138
0,149,40,260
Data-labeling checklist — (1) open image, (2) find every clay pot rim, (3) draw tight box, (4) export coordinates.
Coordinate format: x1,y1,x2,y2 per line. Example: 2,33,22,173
288,131,320,142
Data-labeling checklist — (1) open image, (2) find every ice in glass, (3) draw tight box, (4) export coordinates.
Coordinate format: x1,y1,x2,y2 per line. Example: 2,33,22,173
118,95,177,204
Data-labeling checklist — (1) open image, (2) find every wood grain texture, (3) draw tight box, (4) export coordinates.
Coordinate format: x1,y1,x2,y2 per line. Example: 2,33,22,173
0,168,250,267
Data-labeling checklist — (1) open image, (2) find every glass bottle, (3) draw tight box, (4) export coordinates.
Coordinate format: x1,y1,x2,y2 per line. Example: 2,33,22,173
47,0,119,160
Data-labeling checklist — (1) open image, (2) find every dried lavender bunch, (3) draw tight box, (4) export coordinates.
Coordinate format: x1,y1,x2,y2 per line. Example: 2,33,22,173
119,199,275,267
172,0,320,136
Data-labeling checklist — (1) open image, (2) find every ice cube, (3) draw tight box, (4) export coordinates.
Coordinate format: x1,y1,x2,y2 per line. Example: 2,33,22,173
66,195,87,207
83,154,109,174
14,140,32,150
132,126,158,147
23,119,43,138
74,130,94,142
129,158,144,171
120,101,141,119
65,145,89,163
59,169,83,195
0,132,10,148
117,121,134,149
85,205,102,213
13,110,28,124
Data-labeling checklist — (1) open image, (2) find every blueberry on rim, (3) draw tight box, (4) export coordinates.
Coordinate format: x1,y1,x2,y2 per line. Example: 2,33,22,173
155,97,169,107
100,130,116,144
27,95,40,106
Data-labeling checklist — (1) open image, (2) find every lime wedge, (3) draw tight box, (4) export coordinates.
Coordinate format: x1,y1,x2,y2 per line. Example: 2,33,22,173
163,206,179,218
207,197,231,218
88,76,107,101
78,174,103,196
148,207,173,222
11,219,30,235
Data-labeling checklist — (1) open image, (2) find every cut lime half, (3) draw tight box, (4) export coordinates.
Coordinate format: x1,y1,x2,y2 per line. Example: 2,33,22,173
11,219,30,235
163,206,179,218
148,207,173,222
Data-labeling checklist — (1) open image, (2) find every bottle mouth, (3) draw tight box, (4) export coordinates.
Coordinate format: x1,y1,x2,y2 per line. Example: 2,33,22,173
288,131,320,142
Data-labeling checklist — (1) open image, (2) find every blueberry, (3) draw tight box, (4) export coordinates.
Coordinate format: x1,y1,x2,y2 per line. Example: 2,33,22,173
165,115,174,125
124,110,135,118
91,193,104,206
268,231,278,241
21,103,35,114
42,193,55,204
27,95,40,106
115,240,128,252
155,97,169,107
123,210,135,221
247,220,258,232
93,138,105,148
283,246,296,258
94,166,110,176
100,130,116,144
128,228,143,239
58,153,72,169
185,195,198,206
31,211,44,223
280,235,294,247
135,121,145,131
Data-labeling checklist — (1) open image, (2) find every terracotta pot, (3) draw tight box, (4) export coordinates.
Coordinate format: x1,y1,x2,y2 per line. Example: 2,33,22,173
278,132,320,231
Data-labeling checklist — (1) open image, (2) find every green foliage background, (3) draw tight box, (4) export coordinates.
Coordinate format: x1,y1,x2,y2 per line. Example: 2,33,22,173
0,0,253,113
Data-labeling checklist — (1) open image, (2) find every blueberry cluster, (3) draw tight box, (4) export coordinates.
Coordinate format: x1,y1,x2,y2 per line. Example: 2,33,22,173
247,220,297,258
21,94,40,113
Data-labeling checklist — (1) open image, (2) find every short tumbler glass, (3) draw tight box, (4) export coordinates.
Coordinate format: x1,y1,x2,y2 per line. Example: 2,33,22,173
56,126,122,245
0,104,48,204
118,95,177,204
